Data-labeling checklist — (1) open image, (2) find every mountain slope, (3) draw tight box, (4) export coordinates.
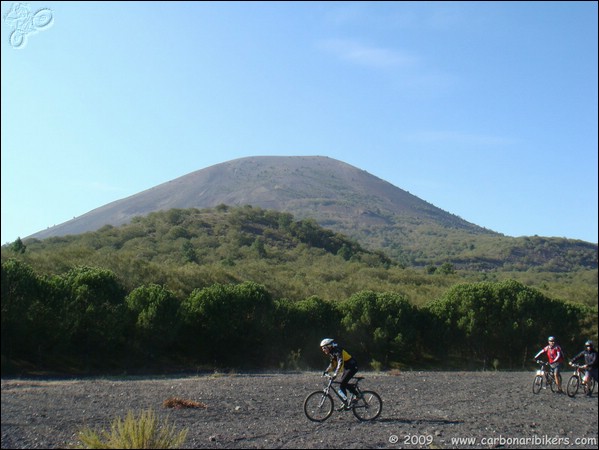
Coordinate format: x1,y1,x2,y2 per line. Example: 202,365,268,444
24,155,596,270
27,155,489,238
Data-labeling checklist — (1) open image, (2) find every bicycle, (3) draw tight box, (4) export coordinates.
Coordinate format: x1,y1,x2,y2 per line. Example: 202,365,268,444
532,360,560,394
304,375,382,422
566,363,596,398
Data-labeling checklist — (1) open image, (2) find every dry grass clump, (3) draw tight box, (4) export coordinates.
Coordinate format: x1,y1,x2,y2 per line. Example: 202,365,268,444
162,397,207,409
77,409,187,449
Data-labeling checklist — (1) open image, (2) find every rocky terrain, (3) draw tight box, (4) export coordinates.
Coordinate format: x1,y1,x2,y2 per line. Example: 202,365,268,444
1,371,597,449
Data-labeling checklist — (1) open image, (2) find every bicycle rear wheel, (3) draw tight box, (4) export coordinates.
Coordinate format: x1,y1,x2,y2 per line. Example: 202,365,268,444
566,375,580,397
352,390,382,421
532,375,543,394
583,377,595,396
304,391,333,422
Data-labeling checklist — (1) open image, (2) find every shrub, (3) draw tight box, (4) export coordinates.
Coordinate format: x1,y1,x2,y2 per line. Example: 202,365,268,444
162,397,207,409
77,409,187,449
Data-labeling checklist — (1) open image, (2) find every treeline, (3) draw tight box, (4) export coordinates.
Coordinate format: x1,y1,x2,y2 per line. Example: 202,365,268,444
2,259,595,374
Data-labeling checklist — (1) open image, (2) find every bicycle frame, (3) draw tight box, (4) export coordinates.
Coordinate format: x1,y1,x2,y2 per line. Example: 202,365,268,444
533,360,558,394
572,364,586,379
539,360,558,383
324,376,362,405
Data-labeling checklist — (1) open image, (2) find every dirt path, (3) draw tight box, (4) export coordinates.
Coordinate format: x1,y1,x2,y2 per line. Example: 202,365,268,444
1,371,597,449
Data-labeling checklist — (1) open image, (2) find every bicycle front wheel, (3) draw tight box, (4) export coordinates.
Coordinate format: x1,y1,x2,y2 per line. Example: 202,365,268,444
566,375,579,397
304,391,334,422
548,374,557,393
352,390,382,421
532,375,543,394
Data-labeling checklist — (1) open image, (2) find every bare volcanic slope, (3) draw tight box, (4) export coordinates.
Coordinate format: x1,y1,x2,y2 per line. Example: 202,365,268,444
27,155,489,241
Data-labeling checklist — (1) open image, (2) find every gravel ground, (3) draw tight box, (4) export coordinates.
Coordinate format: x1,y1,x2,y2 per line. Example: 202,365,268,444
1,371,597,449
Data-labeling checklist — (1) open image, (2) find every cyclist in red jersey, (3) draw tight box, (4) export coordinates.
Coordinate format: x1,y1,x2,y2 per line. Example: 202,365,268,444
534,336,564,393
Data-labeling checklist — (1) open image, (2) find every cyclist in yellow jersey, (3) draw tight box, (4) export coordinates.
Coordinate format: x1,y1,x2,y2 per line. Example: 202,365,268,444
320,338,359,406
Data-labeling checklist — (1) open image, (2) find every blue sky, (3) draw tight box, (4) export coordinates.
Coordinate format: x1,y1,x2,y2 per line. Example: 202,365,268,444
2,1,597,245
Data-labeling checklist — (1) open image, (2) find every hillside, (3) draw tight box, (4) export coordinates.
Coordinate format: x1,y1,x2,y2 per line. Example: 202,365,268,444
22,155,598,271
5,206,597,309
2,206,596,375
7,207,424,304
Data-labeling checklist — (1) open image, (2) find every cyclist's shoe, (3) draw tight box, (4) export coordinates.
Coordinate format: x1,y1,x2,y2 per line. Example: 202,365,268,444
336,403,350,411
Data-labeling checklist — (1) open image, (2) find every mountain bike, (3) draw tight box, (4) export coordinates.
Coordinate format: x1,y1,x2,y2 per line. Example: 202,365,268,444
532,360,559,394
566,363,596,398
304,375,382,422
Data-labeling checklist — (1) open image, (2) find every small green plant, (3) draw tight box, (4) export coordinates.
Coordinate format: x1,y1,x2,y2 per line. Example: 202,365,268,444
370,359,383,372
77,409,187,449
285,349,302,370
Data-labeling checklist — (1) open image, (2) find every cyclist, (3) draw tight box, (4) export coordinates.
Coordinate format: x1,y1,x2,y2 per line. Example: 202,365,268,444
534,336,564,393
569,340,598,396
320,338,359,407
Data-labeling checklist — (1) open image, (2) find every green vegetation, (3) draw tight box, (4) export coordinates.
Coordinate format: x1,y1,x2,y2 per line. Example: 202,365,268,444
1,206,597,373
425,280,590,368
354,222,598,271
77,409,187,449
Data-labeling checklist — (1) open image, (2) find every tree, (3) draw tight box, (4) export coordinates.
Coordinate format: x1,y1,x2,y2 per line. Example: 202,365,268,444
438,262,455,275
339,291,419,368
1,259,67,368
283,296,342,368
9,237,26,254
126,284,181,359
181,282,275,366
61,267,128,364
251,237,267,258
1,259,40,359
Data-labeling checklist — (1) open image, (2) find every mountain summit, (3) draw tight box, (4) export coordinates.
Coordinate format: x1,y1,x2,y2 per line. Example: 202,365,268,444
27,155,487,240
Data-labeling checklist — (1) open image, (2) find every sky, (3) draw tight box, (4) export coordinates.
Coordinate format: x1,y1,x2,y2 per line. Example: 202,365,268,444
2,1,598,245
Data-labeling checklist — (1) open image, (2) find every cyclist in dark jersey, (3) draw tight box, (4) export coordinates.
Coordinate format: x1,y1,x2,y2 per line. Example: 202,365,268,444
320,338,359,407
570,340,598,396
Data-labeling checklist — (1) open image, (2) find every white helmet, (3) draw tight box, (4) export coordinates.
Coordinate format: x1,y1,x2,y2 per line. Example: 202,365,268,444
320,338,334,348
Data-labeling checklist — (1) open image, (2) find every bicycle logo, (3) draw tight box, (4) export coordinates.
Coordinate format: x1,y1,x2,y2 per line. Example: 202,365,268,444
4,2,53,49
